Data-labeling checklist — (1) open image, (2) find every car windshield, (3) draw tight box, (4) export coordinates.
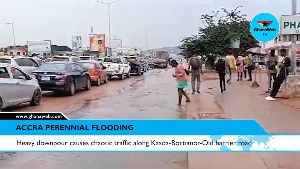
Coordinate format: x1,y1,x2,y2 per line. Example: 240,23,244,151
15,58,37,67
81,63,96,69
52,57,69,62
38,63,68,71
104,58,122,63
0,59,11,64
80,57,91,60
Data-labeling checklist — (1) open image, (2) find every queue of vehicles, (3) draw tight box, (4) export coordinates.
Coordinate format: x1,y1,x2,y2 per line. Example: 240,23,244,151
0,54,164,111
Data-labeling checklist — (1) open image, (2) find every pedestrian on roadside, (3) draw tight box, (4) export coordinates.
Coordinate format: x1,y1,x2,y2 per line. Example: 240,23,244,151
265,56,291,101
215,56,227,93
267,50,278,92
223,55,231,84
243,54,249,79
226,52,236,75
171,60,191,105
236,56,244,81
247,54,255,81
188,51,203,94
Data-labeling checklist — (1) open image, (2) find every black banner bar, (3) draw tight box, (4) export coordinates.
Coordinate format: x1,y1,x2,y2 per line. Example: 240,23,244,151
0,113,68,120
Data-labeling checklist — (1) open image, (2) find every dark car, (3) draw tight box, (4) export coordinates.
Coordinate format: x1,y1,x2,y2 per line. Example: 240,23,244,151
126,58,143,76
32,62,91,96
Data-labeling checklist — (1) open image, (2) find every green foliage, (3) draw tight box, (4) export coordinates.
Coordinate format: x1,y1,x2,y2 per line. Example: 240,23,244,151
181,6,258,58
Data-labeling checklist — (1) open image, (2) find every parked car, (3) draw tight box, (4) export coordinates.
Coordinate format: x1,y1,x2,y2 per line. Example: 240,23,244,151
51,56,80,63
0,56,40,74
102,57,131,80
79,56,97,61
125,57,143,76
32,62,91,96
79,60,108,86
147,58,155,69
0,63,42,111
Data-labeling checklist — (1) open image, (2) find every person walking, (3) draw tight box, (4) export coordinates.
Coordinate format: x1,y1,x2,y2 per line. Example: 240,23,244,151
267,50,278,92
247,54,255,81
236,56,244,81
243,55,249,79
215,57,227,93
265,56,291,101
171,60,191,105
226,52,236,82
188,51,203,94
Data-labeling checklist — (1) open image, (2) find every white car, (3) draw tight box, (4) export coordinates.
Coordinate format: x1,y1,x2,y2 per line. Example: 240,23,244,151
79,56,97,61
102,57,131,80
0,56,40,74
0,64,42,111
51,56,80,62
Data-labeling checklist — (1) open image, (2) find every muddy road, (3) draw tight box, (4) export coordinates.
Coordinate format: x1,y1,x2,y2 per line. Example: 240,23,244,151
0,68,188,169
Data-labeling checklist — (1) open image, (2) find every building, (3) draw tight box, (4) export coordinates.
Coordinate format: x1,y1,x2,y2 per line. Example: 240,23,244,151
51,45,72,55
263,15,300,56
5,46,28,56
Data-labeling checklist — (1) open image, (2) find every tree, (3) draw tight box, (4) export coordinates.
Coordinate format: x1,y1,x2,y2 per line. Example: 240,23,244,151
181,6,258,58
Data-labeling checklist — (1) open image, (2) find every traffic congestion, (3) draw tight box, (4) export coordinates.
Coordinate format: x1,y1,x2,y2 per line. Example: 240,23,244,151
0,53,167,111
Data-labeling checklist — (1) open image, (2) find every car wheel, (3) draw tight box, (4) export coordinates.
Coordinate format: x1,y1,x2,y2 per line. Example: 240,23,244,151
137,69,141,76
85,77,91,90
68,80,76,96
126,71,131,78
119,72,125,80
141,71,144,75
30,89,42,106
96,77,101,86
104,76,108,83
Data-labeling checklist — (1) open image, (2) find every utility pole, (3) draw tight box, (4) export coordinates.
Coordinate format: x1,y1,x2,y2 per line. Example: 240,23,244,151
141,27,151,52
97,0,117,56
291,0,297,74
11,22,16,49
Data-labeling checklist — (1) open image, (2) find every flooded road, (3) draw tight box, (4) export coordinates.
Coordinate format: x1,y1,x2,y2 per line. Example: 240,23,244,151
0,68,188,169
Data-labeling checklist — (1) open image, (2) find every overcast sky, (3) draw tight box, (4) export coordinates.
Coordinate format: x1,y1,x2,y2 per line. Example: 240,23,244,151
0,0,296,50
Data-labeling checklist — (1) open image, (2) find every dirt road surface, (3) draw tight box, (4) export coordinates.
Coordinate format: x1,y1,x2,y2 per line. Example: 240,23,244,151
0,68,188,169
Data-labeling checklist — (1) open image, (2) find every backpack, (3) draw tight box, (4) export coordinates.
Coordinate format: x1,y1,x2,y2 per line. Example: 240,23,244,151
190,57,201,70
215,58,226,73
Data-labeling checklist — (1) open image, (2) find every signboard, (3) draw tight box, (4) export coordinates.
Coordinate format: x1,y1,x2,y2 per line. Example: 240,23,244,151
281,15,300,34
27,40,51,53
89,34,105,53
72,36,82,53
110,39,122,49
230,38,240,49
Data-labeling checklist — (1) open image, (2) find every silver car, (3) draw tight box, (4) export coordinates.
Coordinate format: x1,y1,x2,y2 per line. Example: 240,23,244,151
0,64,42,111
0,56,40,74
51,56,80,62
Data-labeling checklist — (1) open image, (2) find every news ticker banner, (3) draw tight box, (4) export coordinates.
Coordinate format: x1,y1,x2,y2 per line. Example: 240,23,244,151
0,112,299,152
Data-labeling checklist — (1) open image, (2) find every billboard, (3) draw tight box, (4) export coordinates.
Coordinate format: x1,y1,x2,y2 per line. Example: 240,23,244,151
27,40,51,54
72,36,82,53
281,15,300,34
89,34,105,53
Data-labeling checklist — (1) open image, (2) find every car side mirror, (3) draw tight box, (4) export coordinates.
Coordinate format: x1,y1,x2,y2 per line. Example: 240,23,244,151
103,66,107,69
83,68,88,72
